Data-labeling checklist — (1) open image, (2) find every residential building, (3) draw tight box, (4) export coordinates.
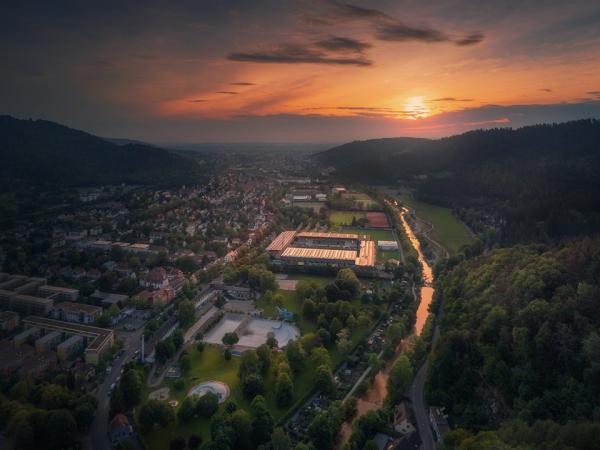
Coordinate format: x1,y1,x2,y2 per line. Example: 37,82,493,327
52,301,103,324
109,414,133,445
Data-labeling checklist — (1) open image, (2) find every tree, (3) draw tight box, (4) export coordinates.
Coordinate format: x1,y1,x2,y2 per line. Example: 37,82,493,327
178,299,196,328
196,392,219,418
14,421,35,450
311,347,332,368
222,332,239,347
303,299,318,318
285,340,305,373
177,397,196,423
121,369,143,409
341,396,358,422
316,365,335,395
230,409,254,450
170,436,186,450
256,344,271,373
44,410,77,450
196,341,205,353
242,373,264,399
388,355,414,403
308,410,338,450
224,348,232,360
139,400,175,431
276,373,294,407
179,354,191,373
188,434,202,450
335,269,360,297
251,395,274,446
271,427,292,450
155,339,176,365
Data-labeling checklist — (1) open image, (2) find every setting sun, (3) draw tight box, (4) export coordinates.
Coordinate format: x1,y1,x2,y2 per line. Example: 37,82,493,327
403,96,430,119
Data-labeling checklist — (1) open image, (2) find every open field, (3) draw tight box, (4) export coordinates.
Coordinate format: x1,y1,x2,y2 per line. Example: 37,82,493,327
397,192,474,255
329,210,367,226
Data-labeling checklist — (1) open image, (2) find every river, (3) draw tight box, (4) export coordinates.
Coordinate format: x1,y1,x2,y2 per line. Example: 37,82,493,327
398,206,434,336
338,203,436,446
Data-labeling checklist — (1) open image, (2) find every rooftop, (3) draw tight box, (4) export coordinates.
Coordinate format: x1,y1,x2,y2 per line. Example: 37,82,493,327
296,231,359,240
281,247,357,261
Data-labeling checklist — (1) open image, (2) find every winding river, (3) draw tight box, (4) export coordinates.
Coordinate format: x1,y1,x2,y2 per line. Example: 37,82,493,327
338,203,436,446
398,206,434,336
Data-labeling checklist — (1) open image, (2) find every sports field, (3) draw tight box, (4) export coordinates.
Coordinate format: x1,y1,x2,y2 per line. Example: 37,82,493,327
329,210,367,226
339,227,395,241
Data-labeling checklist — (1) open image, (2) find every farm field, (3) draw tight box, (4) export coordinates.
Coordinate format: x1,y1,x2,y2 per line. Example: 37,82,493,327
329,210,367,226
397,192,474,255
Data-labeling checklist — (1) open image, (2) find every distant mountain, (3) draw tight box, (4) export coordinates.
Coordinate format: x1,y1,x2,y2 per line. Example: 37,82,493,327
319,120,600,242
104,137,156,147
0,116,206,189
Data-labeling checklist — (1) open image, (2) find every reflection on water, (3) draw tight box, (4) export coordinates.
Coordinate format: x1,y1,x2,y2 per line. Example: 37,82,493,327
398,207,434,336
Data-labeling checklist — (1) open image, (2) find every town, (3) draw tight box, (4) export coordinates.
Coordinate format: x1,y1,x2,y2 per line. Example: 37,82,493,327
0,150,448,450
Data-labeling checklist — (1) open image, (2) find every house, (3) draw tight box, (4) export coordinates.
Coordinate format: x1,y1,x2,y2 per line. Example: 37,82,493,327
90,290,128,308
109,414,133,446
224,249,239,263
0,311,19,331
393,402,416,435
141,267,169,290
429,406,450,442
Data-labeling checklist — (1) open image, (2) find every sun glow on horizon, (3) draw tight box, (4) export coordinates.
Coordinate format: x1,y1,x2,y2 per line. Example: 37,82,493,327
403,96,430,119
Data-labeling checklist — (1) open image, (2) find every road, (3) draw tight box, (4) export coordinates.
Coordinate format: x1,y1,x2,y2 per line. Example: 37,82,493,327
85,327,144,450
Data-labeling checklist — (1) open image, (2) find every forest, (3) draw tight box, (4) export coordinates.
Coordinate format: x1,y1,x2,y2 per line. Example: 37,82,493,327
426,238,600,449
0,115,208,190
319,120,600,243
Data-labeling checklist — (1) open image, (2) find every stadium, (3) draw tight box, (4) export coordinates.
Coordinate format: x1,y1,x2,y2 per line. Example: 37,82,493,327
266,231,376,271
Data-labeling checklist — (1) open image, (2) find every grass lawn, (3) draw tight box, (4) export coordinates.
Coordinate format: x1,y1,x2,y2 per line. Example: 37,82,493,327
329,210,367,226
397,192,474,255
378,249,401,262
339,227,396,242
142,345,244,450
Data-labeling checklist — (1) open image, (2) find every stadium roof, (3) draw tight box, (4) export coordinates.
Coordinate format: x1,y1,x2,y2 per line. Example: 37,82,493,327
266,231,297,252
296,231,359,240
281,247,357,261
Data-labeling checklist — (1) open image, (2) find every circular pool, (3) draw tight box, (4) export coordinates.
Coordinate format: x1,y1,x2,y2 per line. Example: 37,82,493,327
187,381,230,403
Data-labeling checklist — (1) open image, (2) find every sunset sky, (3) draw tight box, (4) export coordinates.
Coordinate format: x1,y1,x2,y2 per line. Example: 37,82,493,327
2,0,600,143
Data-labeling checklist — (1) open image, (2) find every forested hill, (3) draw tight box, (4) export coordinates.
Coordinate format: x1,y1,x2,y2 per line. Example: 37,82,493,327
0,116,205,189
319,120,600,243
426,238,600,449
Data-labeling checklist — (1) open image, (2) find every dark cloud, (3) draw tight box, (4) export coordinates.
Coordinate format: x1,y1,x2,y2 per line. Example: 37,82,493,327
314,36,371,53
227,44,372,66
230,82,256,86
189,99,207,103
375,22,447,43
376,23,484,46
587,91,600,96
216,91,238,95
455,33,485,46
325,0,390,21
540,88,553,92
431,97,474,102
